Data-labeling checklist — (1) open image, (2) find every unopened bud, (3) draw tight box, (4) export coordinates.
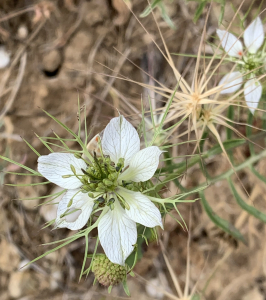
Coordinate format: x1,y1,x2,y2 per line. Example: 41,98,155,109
92,255,127,286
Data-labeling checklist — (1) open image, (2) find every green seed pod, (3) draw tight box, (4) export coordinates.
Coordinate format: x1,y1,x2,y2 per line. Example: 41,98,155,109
92,255,126,286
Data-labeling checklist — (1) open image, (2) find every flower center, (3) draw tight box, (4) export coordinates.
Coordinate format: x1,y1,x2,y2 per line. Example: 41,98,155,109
81,155,125,194
192,93,200,105
200,108,212,123
69,153,148,211
239,53,264,76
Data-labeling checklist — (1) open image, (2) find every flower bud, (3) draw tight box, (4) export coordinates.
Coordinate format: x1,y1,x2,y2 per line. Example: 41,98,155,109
92,255,126,286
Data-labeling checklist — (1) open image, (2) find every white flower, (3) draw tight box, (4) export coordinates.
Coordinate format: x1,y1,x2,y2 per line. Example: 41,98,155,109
0,46,10,69
38,115,163,265
217,17,265,114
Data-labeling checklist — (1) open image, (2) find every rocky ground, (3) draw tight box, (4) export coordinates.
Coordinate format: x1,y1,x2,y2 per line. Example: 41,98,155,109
0,0,266,299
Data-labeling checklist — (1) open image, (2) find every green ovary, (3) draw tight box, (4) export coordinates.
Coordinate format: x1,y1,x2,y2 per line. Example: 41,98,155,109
81,156,125,194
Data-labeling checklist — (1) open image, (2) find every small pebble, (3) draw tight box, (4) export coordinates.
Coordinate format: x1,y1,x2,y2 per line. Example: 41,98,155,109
17,25,28,40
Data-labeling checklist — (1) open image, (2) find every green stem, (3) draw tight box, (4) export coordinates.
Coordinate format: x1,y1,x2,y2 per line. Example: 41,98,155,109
157,132,266,192
204,149,266,185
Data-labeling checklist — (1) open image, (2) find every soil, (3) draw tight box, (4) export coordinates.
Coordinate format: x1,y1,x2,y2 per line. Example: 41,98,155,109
0,0,266,299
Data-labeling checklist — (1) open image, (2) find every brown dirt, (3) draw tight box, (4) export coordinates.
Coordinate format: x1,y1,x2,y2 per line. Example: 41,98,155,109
1,0,266,299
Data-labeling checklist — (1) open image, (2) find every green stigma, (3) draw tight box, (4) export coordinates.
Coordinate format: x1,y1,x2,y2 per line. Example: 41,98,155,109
80,156,125,194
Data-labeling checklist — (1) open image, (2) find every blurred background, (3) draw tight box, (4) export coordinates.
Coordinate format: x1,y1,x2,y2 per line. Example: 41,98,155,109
1,0,266,299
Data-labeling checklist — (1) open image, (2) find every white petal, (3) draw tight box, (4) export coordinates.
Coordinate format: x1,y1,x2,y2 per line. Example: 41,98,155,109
118,187,163,229
102,116,140,167
84,132,103,159
244,17,264,54
119,146,162,182
216,29,243,57
244,78,262,114
0,47,10,69
98,200,137,265
219,72,243,94
38,153,87,189
55,189,94,230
